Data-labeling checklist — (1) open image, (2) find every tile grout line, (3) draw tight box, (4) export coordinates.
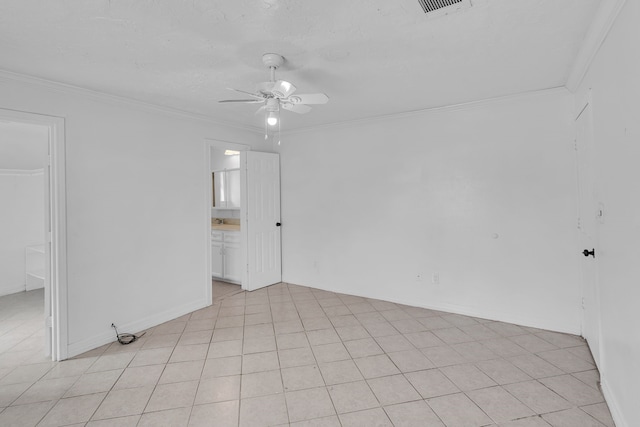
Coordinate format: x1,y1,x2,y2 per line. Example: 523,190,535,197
0,283,610,427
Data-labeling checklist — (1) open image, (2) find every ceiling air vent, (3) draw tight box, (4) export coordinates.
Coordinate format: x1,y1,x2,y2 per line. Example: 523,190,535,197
418,0,471,16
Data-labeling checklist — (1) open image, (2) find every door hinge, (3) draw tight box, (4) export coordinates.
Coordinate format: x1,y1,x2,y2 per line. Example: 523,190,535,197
48,231,52,243
46,316,52,327
247,264,250,273
581,298,585,309
48,155,52,166
573,140,578,151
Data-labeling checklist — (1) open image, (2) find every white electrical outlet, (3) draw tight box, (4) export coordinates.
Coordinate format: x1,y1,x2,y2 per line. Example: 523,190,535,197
432,273,440,284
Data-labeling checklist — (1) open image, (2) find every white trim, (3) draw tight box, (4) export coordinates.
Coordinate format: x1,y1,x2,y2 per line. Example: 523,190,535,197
286,281,582,335
601,379,629,427
67,297,210,358
575,86,593,120
0,285,27,297
0,168,44,176
204,143,213,307
204,139,253,152
204,139,251,300
565,0,627,92
240,153,248,291
0,108,68,361
0,69,262,135
381,297,580,336
282,87,570,135
1,68,574,136
574,91,606,374
51,115,68,361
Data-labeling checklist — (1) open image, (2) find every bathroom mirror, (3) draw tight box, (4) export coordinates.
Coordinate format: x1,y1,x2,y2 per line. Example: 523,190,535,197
212,169,240,209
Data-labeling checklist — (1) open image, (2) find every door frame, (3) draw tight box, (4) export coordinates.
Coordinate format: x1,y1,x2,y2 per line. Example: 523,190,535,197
0,108,68,361
574,90,603,370
204,139,251,301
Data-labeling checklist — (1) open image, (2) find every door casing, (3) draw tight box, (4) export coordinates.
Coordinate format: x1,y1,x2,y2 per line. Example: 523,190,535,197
574,91,603,370
204,139,251,300
0,108,68,361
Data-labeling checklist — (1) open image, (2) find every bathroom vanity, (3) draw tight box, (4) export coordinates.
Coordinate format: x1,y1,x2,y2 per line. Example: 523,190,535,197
211,225,241,284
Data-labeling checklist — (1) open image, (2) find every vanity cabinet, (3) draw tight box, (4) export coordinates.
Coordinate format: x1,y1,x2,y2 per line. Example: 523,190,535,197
211,236,224,278
211,230,241,284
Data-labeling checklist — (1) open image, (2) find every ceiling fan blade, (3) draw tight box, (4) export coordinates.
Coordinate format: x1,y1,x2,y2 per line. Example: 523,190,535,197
226,88,264,99
289,93,329,104
282,103,312,114
271,80,297,98
255,105,266,115
218,99,264,103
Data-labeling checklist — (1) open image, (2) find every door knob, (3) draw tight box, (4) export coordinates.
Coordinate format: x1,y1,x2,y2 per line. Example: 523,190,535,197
276,222,281,227
582,248,595,258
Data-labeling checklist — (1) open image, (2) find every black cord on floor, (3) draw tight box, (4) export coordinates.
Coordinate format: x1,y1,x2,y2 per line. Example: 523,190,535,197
111,323,145,345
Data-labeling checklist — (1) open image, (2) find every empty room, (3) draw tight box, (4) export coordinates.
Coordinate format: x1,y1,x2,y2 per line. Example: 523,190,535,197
0,0,638,426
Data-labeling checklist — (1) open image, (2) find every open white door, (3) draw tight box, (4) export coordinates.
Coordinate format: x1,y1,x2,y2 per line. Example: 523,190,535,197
241,151,282,291
575,99,602,369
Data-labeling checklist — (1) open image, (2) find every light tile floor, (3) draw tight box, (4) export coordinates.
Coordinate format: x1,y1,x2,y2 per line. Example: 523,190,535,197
0,282,617,426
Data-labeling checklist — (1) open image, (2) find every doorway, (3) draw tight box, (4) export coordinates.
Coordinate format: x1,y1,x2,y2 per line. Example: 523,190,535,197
0,108,67,361
204,140,283,301
205,139,251,303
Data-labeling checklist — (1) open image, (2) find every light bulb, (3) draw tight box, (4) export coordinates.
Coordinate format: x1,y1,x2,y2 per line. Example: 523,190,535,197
267,113,278,126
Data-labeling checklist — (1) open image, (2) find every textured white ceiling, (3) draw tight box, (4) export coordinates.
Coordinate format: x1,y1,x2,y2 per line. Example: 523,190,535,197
0,122,48,170
0,0,601,130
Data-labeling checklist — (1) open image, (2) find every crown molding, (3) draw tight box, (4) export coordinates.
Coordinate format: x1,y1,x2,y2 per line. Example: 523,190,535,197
565,0,627,92
0,67,574,137
282,86,570,136
0,168,44,176
0,69,263,135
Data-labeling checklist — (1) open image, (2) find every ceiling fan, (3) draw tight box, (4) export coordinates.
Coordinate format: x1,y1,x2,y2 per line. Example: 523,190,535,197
219,53,329,127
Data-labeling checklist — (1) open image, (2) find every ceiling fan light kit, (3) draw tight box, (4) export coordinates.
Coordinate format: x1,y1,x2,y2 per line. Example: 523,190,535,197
219,53,329,141
267,111,279,126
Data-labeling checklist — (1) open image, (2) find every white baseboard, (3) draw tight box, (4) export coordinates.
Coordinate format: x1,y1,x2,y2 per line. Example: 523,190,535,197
25,282,44,291
287,281,581,336
66,297,211,359
601,379,628,427
0,284,27,297
391,297,581,335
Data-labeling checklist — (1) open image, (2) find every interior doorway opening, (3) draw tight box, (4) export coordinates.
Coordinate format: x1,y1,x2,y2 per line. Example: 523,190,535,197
0,121,47,363
0,108,67,361
205,139,251,303
203,140,283,303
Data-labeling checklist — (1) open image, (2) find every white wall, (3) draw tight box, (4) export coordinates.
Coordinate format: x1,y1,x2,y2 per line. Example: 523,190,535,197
280,89,582,334
575,1,640,425
0,172,44,296
0,76,265,356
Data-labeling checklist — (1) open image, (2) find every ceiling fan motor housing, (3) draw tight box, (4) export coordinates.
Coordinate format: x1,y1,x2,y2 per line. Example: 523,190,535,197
262,53,285,69
266,98,279,112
